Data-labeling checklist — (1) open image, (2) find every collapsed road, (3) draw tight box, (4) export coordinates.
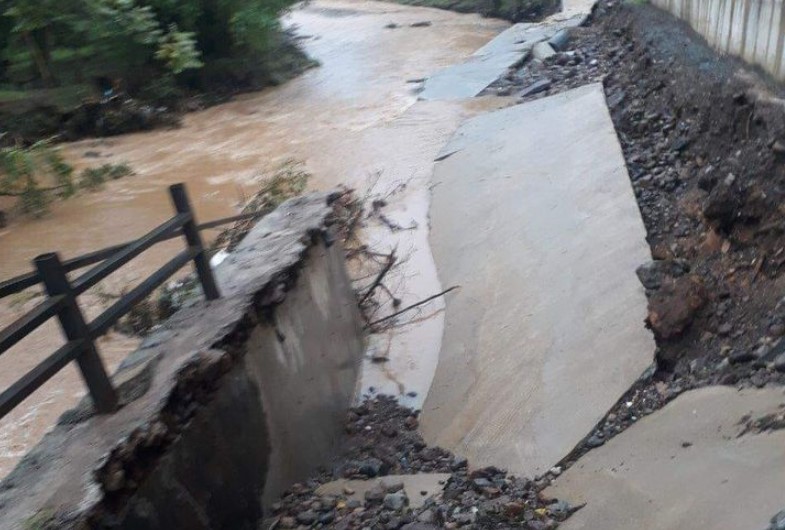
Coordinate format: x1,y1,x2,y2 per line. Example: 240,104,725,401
2,0,785,528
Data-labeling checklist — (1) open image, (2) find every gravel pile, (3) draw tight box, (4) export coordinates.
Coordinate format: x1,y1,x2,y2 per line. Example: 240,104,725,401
266,397,576,529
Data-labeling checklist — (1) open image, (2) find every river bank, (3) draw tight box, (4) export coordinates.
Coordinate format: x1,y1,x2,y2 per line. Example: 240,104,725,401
0,33,315,147
0,0,508,479
386,0,559,22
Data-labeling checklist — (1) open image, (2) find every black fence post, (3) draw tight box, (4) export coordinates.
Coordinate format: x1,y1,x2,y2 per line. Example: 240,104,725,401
168,183,221,300
34,253,118,413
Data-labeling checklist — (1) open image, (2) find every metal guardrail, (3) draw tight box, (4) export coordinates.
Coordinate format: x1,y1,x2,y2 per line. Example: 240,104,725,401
0,183,259,419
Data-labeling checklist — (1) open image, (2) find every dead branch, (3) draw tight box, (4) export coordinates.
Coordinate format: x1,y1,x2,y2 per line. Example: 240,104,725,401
359,250,396,305
366,286,459,328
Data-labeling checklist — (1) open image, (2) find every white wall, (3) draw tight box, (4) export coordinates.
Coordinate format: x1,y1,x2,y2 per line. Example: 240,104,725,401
653,0,785,80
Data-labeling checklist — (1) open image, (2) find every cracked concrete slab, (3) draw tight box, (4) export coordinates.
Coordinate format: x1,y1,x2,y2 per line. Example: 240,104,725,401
418,49,529,101
546,386,785,530
419,5,590,101
420,84,655,478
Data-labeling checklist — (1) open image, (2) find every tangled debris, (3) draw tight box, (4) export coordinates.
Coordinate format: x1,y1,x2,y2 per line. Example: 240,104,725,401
329,178,455,333
267,397,576,530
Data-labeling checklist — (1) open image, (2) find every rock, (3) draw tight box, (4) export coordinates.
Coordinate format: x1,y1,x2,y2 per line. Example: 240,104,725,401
410,21,432,27
646,276,707,340
417,509,435,523
697,165,717,191
296,510,317,525
404,415,419,430
279,516,297,528
383,491,409,511
670,136,690,152
548,29,571,51
717,322,733,336
497,86,513,96
773,353,785,372
382,425,398,437
366,483,387,503
518,79,552,99
385,23,399,29
402,524,439,530
769,509,785,530
772,141,785,155
586,435,605,448
319,511,336,524
453,513,476,524
472,478,493,490
0,210,6,229
451,456,468,470
703,180,742,228
728,350,756,364
532,41,557,61
549,499,572,517
635,259,689,290
359,457,386,477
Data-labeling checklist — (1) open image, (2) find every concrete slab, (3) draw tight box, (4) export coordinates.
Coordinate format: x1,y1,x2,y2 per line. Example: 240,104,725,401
316,473,451,509
418,50,528,101
419,17,584,101
420,84,655,478
546,386,785,530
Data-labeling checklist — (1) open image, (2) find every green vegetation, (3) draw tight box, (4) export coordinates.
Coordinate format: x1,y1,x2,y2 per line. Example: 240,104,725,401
79,162,134,190
0,0,312,142
388,0,559,21
0,140,135,216
0,140,75,215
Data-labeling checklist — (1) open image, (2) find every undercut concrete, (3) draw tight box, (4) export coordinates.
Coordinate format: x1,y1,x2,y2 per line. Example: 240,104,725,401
0,193,364,529
421,84,655,478
546,386,785,530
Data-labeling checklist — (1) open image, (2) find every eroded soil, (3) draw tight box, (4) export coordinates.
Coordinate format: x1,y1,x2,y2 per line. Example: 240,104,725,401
493,1,785,457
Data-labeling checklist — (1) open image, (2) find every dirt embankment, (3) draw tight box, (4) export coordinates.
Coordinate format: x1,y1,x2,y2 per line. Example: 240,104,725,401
492,1,785,452
385,0,559,23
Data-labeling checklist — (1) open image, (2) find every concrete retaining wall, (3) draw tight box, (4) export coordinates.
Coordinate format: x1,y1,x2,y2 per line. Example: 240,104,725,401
652,0,785,80
0,193,364,529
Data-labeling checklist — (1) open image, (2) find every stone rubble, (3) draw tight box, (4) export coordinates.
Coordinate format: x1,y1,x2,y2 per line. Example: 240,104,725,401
266,397,575,529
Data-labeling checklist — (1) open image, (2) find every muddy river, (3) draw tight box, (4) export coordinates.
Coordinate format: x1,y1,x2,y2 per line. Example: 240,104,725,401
0,0,507,477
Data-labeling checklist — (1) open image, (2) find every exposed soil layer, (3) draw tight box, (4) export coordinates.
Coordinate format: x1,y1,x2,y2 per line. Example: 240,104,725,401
490,2,785,458
267,397,575,529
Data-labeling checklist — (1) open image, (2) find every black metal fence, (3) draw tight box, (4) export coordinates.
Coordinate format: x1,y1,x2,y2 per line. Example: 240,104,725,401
0,183,258,419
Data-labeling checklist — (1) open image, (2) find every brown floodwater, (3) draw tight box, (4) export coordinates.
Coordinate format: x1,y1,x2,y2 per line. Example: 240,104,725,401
0,0,507,477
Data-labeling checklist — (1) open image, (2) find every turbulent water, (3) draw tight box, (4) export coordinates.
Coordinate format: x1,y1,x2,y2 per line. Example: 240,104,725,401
0,0,506,478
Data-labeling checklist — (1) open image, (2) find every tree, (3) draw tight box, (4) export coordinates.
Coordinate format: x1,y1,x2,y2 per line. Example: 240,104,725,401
3,0,65,85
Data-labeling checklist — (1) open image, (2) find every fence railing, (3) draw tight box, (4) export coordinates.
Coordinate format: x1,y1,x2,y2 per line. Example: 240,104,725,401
0,183,258,419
